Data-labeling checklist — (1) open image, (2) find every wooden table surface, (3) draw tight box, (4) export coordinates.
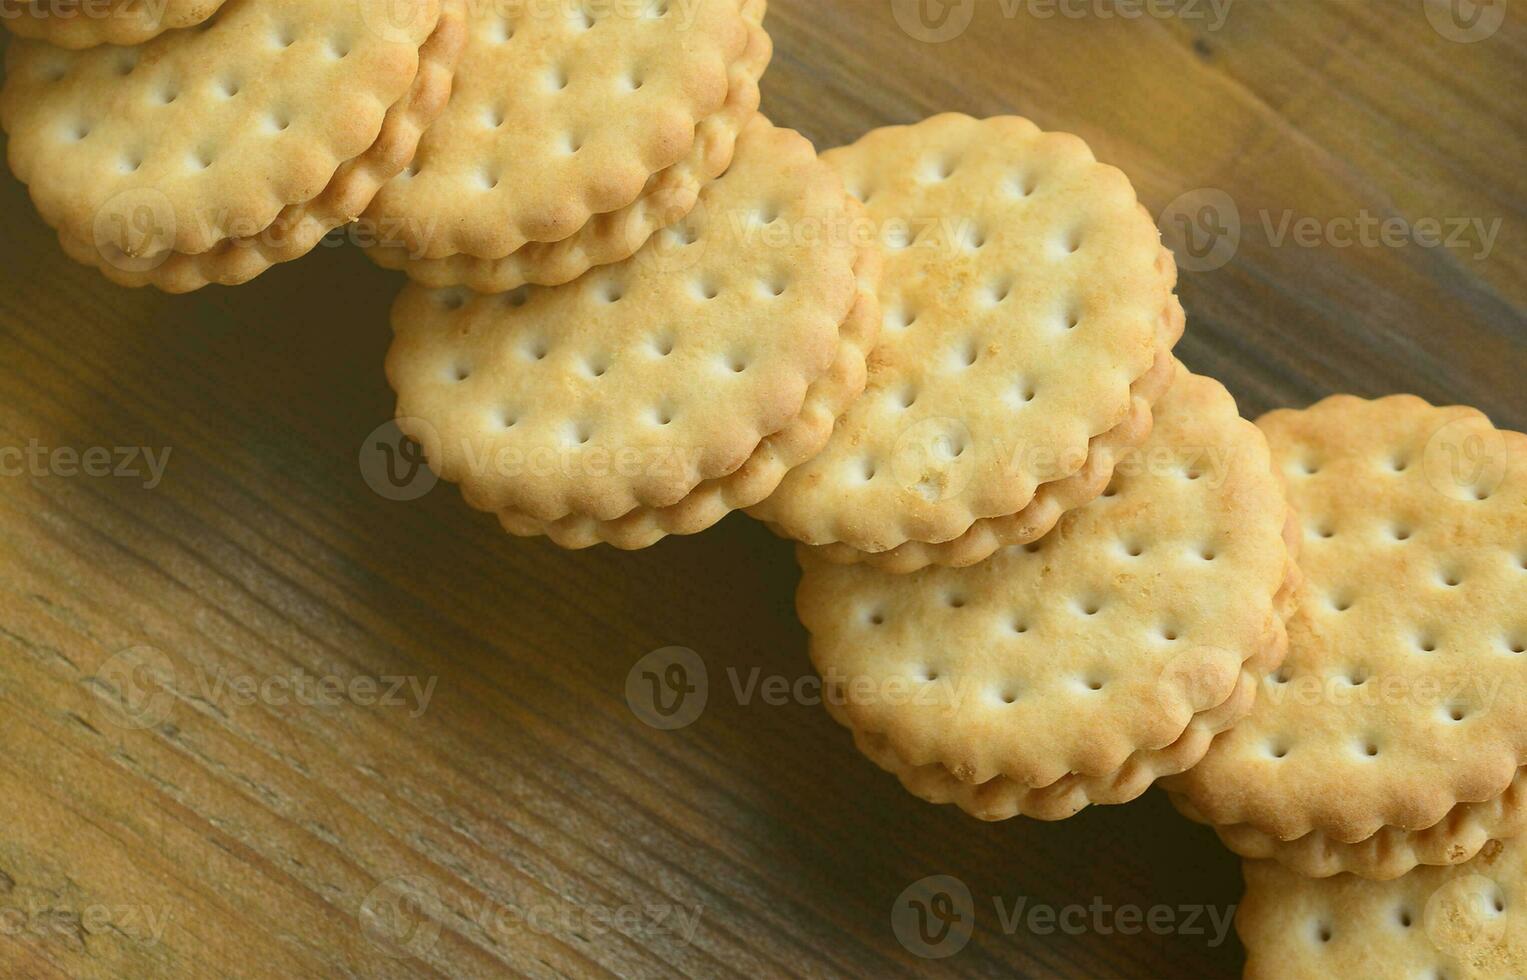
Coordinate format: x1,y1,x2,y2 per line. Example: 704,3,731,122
1,1,1523,977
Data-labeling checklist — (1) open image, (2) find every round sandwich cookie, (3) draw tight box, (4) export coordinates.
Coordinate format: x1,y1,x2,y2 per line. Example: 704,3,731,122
2,0,460,292
362,0,758,287
385,116,872,550
1166,395,1527,880
371,0,772,292
1238,836,1526,980
1,0,230,49
65,0,467,293
796,368,1299,821
749,113,1184,573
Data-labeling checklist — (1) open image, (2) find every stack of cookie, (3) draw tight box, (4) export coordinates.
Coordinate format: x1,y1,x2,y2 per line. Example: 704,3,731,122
361,0,773,291
1236,836,1525,977
1,0,468,291
1166,397,1527,879
385,115,877,548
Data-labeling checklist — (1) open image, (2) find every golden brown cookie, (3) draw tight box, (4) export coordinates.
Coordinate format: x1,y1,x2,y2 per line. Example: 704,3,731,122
368,0,772,291
361,0,751,272
1238,837,1526,979
751,114,1183,571
497,234,880,549
58,0,468,292
2,0,229,49
1167,395,1527,879
797,369,1296,819
2,0,454,290
386,117,865,548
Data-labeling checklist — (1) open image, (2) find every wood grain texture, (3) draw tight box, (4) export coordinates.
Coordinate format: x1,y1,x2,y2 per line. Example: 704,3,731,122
0,1,1522,977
